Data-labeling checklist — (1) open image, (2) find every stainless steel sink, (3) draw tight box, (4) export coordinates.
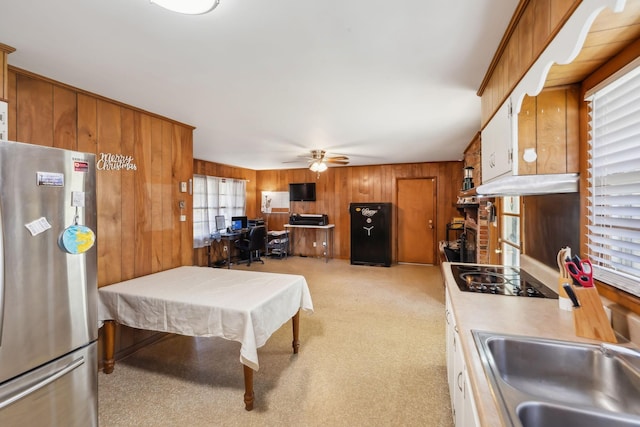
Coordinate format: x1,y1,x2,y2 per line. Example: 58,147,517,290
518,401,640,427
473,330,640,426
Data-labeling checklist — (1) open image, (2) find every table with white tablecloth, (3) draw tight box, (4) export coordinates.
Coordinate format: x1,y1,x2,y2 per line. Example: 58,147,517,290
98,266,314,410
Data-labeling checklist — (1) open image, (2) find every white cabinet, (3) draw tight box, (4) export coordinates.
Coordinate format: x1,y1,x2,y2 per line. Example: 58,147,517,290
481,97,515,183
445,292,455,407
463,368,480,427
445,289,479,427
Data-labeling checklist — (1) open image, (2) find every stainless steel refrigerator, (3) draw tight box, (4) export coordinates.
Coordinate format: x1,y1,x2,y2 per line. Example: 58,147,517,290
0,140,98,426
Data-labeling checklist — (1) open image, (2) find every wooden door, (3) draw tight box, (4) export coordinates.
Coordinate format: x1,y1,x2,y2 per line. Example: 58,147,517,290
397,178,436,264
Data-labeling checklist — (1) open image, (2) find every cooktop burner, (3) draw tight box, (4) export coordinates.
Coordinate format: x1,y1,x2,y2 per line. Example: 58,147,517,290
451,264,558,298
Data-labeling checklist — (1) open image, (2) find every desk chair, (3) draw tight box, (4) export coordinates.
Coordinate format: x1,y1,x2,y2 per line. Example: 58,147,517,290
234,225,266,266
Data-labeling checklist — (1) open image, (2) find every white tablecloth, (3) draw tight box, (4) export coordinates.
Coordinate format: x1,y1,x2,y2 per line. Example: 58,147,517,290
98,266,314,371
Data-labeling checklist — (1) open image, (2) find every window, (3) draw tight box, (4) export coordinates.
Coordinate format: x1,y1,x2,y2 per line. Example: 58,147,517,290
501,196,521,267
585,62,640,297
193,175,246,248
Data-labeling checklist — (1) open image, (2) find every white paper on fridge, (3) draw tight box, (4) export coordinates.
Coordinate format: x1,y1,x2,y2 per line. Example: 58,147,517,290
25,217,52,236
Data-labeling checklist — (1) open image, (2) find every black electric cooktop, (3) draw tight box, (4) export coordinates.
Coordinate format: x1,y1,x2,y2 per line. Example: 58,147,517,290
451,264,558,299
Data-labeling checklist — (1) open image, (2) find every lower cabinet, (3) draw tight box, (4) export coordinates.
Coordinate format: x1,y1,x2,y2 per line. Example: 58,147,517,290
445,289,479,427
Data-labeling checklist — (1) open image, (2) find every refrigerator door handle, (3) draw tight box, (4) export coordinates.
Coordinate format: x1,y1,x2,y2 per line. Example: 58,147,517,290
0,356,85,410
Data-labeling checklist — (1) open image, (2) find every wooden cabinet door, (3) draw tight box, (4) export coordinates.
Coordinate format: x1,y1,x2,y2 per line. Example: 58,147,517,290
397,178,436,264
481,98,514,182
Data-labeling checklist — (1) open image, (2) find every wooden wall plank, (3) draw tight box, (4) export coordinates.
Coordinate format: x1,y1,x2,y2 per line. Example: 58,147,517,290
77,94,97,155
134,112,153,277
178,125,193,266
52,86,76,150
150,117,163,273
161,120,174,270
16,74,53,145
7,69,16,141
171,125,185,267
96,100,123,286
566,85,580,172
120,107,136,281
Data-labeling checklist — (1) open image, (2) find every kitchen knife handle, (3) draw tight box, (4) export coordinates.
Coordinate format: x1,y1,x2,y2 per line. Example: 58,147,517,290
563,284,580,308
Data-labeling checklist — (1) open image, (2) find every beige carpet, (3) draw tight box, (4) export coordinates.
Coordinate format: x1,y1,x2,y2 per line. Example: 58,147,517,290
98,257,453,427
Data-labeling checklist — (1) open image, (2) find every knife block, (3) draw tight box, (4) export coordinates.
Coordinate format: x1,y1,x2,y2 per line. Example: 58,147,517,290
557,277,573,311
571,285,617,343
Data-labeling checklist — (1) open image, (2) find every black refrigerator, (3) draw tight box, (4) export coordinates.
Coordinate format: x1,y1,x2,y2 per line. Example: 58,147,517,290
349,202,392,267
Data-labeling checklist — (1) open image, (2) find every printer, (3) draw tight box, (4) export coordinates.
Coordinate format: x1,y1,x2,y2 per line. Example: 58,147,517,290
289,213,329,226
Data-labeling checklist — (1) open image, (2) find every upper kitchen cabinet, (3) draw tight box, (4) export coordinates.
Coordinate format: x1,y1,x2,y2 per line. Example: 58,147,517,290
481,97,514,183
478,0,640,185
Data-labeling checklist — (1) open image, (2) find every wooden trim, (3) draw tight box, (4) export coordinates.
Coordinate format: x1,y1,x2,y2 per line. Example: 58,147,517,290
9,65,195,130
582,37,640,90
0,43,16,54
595,280,640,311
0,44,16,102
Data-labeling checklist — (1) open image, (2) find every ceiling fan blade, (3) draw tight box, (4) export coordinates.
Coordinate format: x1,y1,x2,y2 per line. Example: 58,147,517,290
327,156,349,161
325,159,349,165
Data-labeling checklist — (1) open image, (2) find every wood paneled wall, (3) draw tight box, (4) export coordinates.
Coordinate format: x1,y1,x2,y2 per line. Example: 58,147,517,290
479,0,579,126
6,67,195,287
192,160,463,265
193,160,462,265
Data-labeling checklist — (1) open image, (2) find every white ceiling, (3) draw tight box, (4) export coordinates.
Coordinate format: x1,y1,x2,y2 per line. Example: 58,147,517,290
0,0,518,170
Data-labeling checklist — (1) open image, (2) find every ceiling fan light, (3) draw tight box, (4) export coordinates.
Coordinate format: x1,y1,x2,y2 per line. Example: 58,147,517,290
150,0,220,15
309,161,320,172
316,162,328,172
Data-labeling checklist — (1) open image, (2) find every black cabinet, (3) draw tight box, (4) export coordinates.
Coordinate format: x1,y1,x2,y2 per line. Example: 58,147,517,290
349,202,392,267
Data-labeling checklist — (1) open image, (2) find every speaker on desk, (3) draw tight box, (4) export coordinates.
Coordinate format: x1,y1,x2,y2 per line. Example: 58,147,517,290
349,202,391,267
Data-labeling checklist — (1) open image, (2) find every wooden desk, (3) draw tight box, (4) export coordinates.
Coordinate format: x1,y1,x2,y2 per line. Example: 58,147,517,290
284,224,335,263
98,266,314,411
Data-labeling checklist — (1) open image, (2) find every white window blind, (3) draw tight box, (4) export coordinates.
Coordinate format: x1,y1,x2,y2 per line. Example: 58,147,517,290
586,64,640,297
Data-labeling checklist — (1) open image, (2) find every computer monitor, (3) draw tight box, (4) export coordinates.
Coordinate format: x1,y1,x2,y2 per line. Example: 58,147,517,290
215,215,226,232
231,216,247,230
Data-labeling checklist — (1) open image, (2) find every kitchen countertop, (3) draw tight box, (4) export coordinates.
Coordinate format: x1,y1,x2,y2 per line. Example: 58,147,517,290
440,260,637,427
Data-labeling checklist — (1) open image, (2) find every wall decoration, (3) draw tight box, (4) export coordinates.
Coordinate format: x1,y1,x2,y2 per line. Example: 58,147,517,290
96,153,138,171
261,191,289,213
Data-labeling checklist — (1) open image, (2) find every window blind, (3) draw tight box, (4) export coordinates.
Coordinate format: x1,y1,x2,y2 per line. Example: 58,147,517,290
586,64,640,297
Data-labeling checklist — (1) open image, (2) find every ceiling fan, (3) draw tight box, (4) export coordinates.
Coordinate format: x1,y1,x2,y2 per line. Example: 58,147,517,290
304,150,349,172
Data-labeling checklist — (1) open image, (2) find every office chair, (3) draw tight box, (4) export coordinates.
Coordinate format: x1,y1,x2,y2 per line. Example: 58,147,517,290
234,225,266,266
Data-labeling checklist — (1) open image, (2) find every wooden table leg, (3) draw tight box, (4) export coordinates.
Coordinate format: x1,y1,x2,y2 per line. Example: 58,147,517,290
103,320,116,374
243,364,254,411
292,310,300,354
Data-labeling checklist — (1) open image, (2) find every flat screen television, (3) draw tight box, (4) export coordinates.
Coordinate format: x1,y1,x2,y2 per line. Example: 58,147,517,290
289,182,316,202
